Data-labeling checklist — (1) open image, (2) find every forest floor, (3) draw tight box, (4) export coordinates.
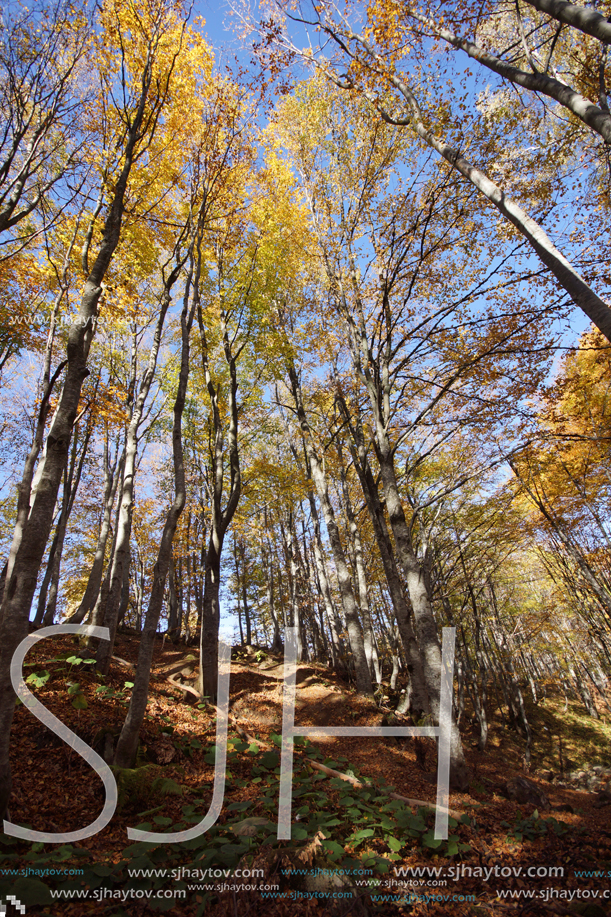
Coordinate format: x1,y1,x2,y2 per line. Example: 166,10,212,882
2,633,611,917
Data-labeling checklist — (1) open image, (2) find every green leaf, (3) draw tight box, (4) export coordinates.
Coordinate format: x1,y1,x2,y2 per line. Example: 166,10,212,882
386,836,403,852
123,842,155,857
71,694,88,710
53,845,75,860
323,840,345,860
352,828,375,840
446,837,459,856
11,878,52,905
124,681,135,689
204,746,218,765
220,842,249,856
422,831,443,849
405,815,426,832
25,671,50,688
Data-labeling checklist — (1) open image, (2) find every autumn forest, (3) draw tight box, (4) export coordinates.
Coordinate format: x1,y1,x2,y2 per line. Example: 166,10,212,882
2,0,611,912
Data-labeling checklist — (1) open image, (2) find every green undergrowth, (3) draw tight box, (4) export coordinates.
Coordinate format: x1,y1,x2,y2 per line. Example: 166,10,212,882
500,809,570,843
0,734,473,916
495,688,611,775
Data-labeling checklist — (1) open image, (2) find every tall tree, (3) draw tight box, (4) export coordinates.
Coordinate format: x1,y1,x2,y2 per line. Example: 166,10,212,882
265,0,611,341
0,0,188,822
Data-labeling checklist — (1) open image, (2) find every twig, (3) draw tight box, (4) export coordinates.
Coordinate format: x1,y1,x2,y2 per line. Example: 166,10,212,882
167,673,200,699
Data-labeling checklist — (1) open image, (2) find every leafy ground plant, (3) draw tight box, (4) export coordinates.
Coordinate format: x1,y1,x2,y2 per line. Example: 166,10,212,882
500,810,569,843
0,730,475,915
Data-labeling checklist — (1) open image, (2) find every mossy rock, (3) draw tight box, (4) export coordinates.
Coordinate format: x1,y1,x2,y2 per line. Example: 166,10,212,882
111,764,186,811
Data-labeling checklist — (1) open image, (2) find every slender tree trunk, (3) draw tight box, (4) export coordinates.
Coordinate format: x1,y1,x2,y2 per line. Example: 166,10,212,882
287,363,373,696
307,491,343,665
377,447,469,788
291,514,309,661
262,513,282,653
136,556,145,632
486,595,532,759
570,665,600,719
34,527,60,628
234,536,245,645
339,461,381,683
96,251,187,674
280,515,303,661
40,423,91,625
461,629,488,751
196,260,242,703
1,221,80,604
182,546,190,639
199,545,222,701
167,551,180,639
239,539,252,645
67,434,124,625
114,240,199,767
339,409,429,715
